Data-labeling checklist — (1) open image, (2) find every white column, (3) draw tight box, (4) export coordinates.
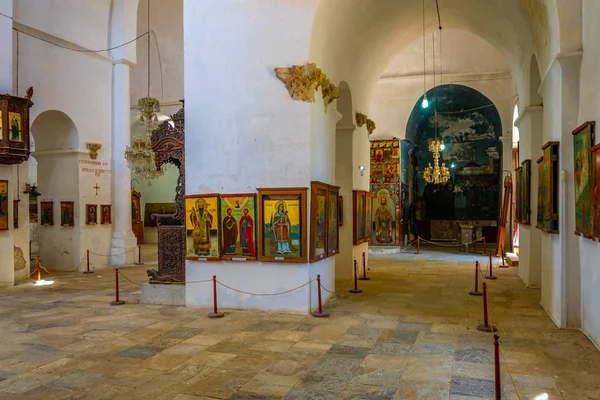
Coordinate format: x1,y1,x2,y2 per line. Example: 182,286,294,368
110,61,136,265
0,0,14,286
499,134,513,252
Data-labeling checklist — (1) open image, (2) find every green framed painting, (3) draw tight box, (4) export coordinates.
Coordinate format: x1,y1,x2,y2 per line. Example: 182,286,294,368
592,144,600,240
310,182,328,261
219,194,257,261
536,142,560,233
327,185,340,256
572,121,595,238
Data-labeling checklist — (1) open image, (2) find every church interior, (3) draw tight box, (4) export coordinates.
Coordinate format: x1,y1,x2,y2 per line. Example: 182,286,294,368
0,0,599,399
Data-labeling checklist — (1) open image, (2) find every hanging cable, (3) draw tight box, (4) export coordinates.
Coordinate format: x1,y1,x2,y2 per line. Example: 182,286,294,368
15,30,19,95
422,0,428,108
147,0,151,98
151,30,164,101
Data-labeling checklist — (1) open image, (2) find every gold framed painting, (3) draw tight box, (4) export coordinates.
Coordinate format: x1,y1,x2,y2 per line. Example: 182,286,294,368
365,191,375,243
536,142,560,233
185,194,220,260
353,190,367,245
85,204,97,225
61,201,74,227
13,199,19,229
8,112,22,141
101,204,112,224
338,195,343,227
310,182,329,262
257,187,308,263
572,121,595,238
220,194,257,261
591,143,600,240
40,201,54,226
328,185,340,257
0,180,8,231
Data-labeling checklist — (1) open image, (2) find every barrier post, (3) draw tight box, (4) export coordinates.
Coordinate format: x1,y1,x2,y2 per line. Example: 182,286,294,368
83,249,93,274
498,244,508,268
135,245,144,265
36,256,41,281
482,236,487,255
469,261,482,296
109,269,125,306
208,275,225,318
349,260,363,293
359,252,370,281
485,252,497,280
494,334,502,400
311,275,330,318
414,237,421,254
477,283,497,332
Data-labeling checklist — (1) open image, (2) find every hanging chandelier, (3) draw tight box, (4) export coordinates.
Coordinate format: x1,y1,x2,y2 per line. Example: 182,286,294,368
423,135,450,184
124,0,163,181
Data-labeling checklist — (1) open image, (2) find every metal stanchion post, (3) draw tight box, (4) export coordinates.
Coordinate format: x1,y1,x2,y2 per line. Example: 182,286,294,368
485,252,497,280
83,249,93,274
359,252,370,280
494,334,502,400
135,245,144,265
349,260,363,294
477,283,497,332
109,269,126,306
208,275,225,318
469,261,482,296
414,237,421,254
312,275,329,318
36,256,41,281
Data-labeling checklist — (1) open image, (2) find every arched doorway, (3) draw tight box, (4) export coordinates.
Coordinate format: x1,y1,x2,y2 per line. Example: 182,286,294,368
31,110,80,270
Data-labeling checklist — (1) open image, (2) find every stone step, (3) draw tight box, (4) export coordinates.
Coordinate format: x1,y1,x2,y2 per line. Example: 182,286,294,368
506,252,519,267
128,290,141,304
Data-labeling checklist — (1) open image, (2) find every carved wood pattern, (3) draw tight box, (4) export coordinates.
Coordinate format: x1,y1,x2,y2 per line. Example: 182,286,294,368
150,103,186,281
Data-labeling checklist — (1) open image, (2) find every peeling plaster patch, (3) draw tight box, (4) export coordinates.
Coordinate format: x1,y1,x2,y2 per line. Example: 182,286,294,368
14,247,26,271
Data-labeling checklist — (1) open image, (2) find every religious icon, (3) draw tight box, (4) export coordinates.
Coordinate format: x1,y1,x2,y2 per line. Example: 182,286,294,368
86,204,97,225
327,186,340,256
219,194,256,260
8,112,22,141
353,190,367,245
0,180,8,231
310,182,329,261
185,194,220,260
40,201,54,226
13,199,19,229
366,192,374,243
0,111,3,138
536,142,560,233
257,188,307,262
338,195,343,227
101,204,112,224
60,201,74,226
375,194,393,243
29,197,38,222
591,144,600,239
572,121,595,238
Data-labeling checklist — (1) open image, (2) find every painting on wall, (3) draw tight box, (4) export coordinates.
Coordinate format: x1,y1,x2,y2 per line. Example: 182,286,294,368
536,142,560,233
353,190,366,245
40,201,54,226
0,180,8,231
85,204,97,225
144,203,176,227
515,166,523,223
257,188,307,262
328,186,340,256
29,198,38,222
8,112,22,141
13,200,19,229
60,201,74,227
516,160,531,225
219,194,257,260
338,195,343,227
310,182,328,261
366,191,374,244
592,144,600,240
374,188,394,244
185,194,220,260
572,121,595,238
101,204,112,224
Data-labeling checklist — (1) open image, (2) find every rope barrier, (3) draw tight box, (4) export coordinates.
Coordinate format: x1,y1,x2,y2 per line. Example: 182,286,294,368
89,247,137,257
216,279,314,297
117,270,143,287
418,236,484,247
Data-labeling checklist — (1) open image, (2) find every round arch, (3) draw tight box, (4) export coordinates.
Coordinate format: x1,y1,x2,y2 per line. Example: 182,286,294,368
31,110,79,152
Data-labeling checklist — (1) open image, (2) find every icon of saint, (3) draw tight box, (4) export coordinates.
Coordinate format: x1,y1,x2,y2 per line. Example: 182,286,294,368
102,207,111,224
10,116,20,141
190,198,213,255
222,207,238,255
375,196,393,243
88,206,96,224
240,207,255,257
271,201,293,254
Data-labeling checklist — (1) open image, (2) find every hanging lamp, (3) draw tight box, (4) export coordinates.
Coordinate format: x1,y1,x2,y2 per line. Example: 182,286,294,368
421,0,429,109
125,0,164,181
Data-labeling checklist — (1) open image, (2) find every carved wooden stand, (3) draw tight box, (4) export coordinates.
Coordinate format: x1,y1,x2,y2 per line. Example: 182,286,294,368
149,102,186,283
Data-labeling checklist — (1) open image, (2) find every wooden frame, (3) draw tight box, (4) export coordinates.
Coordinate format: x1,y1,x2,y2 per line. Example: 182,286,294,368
13,199,19,229
60,201,75,227
353,190,367,245
40,201,54,226
592,143,600,240
257,187,308,263
184,193,221,261
0,180,8,231
572,121,595,238
536,142,560,234
516,160,531,225
219,193,257,261
327,185,340,257
338,195,343,227
85,204,97,225
365,191,375,243
310,182,329,262
100,204,112,225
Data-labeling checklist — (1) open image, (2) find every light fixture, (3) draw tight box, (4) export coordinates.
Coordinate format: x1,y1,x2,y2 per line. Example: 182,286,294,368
23,184,41,197
359,165,365,176
451,162,455,168
421,95,429,109
421,0,429,109
440,142,445,151
125,0,164,180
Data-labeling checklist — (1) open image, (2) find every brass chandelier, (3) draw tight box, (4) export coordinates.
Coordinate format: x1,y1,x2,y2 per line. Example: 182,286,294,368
124,0,163,181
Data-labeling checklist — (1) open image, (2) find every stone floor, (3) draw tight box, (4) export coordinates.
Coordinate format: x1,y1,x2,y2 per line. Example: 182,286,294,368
1,249,599,399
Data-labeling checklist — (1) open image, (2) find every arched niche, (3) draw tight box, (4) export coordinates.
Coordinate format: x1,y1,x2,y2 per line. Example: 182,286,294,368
30,110,81,270
405,84,502,240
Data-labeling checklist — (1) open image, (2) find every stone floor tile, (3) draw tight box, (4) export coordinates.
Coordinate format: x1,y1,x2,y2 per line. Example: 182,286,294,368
117,345,164,360
240,371,300,397
339,383,397,399
48,369,108,389
395,380,450,400
449,376,495,398
454,349,494,364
